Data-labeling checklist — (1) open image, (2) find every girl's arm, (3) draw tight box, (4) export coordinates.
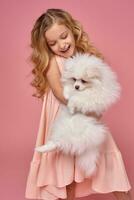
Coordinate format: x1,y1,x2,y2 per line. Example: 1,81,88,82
46,56,68,105
85,112,103,120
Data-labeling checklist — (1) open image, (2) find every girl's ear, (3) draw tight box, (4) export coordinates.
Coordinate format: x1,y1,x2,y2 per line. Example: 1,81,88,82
86,68,101,80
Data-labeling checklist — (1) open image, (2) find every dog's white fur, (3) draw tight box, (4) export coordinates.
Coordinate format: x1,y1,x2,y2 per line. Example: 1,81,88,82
35,53,121,177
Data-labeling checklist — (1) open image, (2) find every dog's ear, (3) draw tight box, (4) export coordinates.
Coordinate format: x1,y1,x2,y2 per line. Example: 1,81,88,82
86,68,101,80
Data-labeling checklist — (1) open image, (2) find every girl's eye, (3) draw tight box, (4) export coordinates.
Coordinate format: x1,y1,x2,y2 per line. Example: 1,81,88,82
72,77,76,81
61,34,68,39
49,42,56,46
81,79,87,83
48,34,68,46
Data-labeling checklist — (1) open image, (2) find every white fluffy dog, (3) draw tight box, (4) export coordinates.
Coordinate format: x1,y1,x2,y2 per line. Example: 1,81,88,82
35,53,121,177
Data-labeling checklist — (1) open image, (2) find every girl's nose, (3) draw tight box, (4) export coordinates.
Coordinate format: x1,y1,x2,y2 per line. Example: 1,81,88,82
59,42,66,51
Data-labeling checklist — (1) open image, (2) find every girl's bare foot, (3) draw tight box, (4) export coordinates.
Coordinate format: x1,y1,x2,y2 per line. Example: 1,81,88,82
66,181,75,200
112,190,132,200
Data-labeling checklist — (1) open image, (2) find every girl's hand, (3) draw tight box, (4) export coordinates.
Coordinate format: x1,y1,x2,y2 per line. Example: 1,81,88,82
85,111,102,120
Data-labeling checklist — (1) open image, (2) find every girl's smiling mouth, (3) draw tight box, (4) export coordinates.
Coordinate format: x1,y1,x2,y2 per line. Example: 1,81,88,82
61,45,71,53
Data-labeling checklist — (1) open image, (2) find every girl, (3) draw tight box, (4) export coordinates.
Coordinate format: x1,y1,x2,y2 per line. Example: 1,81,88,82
25,8,132,200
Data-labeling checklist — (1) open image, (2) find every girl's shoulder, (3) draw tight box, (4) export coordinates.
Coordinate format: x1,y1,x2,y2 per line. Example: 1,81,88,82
45,55,64,97
49,55,60,66
49,55,64,73
47,55,59,76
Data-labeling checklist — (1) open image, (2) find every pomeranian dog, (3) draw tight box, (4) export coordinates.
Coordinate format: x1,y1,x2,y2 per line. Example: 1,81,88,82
35,53,121,177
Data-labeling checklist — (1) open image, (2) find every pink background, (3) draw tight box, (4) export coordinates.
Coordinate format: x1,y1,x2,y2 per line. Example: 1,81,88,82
0,0,134,199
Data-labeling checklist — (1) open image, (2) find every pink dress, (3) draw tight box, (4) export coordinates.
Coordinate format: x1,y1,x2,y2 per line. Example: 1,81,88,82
25,55,131,200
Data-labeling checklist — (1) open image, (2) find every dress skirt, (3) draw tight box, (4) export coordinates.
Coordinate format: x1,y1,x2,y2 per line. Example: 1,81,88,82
25,55,131,200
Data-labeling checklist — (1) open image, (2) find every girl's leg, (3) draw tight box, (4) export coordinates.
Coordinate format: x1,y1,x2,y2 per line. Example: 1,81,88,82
66,181,76,200
112,190,132,200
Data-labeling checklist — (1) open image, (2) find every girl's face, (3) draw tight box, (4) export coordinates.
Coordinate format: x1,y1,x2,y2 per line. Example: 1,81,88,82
45,23,76,58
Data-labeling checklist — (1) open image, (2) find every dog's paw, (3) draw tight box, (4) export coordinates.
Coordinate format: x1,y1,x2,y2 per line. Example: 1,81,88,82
68,96,84,114
81,105,89,114
67,100,76,114
69,107,75,114
63,85,74,99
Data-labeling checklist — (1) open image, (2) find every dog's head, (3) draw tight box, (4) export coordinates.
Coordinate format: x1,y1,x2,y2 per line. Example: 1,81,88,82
61,53,102,91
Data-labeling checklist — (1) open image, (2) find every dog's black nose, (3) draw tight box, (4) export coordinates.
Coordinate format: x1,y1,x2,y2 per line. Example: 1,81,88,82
75,85,79,90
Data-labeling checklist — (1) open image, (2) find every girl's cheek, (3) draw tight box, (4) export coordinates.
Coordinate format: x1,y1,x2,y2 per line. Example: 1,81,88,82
50,46,57,52
68,37,75,46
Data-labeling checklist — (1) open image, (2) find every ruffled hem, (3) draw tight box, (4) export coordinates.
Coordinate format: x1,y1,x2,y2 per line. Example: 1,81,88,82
25,55,131,199
25,150,131,200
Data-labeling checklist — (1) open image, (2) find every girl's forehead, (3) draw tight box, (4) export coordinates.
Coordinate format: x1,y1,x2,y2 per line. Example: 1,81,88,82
45,23,69,41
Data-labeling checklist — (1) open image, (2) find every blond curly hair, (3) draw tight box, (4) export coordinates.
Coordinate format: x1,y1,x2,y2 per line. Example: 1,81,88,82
30,8,104,101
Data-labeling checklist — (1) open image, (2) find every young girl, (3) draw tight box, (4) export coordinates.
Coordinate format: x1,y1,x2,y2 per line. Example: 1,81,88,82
25,8,132,200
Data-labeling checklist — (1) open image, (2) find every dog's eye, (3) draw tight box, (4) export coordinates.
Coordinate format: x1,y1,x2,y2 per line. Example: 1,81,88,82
81,79,87,83
72,77,76,81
